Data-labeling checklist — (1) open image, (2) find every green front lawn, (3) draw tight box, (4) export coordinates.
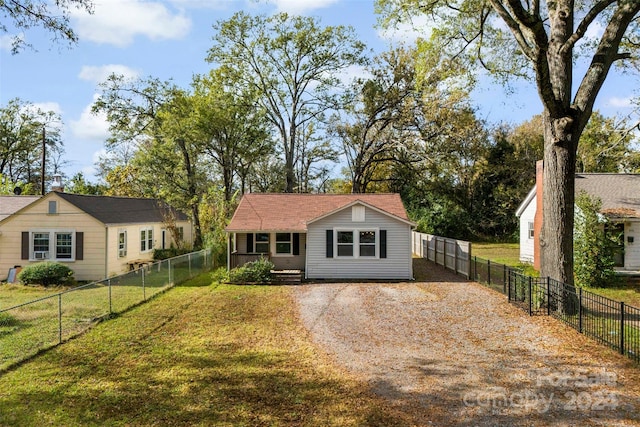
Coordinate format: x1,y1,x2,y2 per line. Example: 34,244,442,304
0,275,405,426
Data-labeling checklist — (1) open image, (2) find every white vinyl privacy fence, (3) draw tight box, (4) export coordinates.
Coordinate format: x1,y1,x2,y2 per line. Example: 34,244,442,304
412,231,471,278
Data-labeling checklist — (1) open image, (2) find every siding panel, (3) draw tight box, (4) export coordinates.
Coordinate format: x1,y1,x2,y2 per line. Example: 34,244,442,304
306,207,412,280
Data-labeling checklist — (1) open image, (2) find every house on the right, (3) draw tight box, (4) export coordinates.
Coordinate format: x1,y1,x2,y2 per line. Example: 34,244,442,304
517,160,640,271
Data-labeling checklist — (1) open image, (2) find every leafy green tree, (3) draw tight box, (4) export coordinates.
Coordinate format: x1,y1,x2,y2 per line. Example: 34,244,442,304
577,112,638,172
65,172,106,195
207,12,368,192
377,0,640,285
1,0,93,53
574,192,619,288
0,98,64,191
93,77,206,247
191,70,272,203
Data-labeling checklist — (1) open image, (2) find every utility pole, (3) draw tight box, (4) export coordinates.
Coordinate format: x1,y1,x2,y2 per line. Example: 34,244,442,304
40,127,46,195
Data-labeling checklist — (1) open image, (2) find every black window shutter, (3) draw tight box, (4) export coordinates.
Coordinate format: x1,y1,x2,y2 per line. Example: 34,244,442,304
246,233,254,253
380,230,387,259
326,230,333,258
293,233,300,255
21,232,29,260
76,232,84,261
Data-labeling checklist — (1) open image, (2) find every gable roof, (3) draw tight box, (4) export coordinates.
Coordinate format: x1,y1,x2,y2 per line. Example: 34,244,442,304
575,173,640,218
0,195,41,221
515,186,536,218
54,192,189,225
226,193,412,232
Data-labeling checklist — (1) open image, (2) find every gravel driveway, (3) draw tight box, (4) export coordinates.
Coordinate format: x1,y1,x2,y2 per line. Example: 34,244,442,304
293,261,640,426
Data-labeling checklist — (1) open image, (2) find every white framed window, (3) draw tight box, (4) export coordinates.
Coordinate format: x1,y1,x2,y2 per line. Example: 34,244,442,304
335,229,378,258
528,222,534,239
359,231,376,257
140,227,154,252
275,233,292,255
30,230,75,261
55,232,73,259
254,233,269,253
336,231,354,257
118,230,127,258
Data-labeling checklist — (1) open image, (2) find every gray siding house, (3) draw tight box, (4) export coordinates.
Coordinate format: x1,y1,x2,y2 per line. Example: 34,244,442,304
226,193,415,280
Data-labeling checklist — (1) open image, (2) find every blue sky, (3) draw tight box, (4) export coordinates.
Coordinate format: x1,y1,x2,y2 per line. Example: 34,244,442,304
0,0,636,182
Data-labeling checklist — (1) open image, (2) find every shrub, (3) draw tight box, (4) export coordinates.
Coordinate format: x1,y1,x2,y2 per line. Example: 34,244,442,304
574,192,620,288
18,262,74,286
153,248,192,260
211,267,229,284
228,257,274,284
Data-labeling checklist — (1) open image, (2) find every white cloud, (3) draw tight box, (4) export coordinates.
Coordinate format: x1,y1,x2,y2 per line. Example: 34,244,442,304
31,102,63,115
377,15,434,44
78,64,141,84
266,0,340,14
0,34,15,51
336,64,371,86
607,96,633,108
71,0,191,47
69,95,110,141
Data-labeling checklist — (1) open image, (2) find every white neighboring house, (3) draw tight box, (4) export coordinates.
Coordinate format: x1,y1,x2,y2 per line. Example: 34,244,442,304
517,164,640,271
515,186,537,264
225,193,415,280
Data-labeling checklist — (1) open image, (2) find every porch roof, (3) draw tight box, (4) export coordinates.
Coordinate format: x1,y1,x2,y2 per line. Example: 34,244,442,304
226,193,410,232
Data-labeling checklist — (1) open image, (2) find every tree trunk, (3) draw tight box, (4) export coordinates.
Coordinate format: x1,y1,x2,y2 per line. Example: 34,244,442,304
177,138,203,248
541,112,580,314
285,125,296,193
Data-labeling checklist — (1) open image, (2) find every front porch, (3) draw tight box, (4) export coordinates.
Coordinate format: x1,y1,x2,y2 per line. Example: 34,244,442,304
229,252,270,269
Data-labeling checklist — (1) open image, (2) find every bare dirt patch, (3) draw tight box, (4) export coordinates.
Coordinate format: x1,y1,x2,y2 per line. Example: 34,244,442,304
293,261,640,426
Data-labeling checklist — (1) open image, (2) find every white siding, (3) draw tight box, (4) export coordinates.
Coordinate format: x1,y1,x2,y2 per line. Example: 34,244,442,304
622,221,640,270
518,196,536,263
306,206,413,280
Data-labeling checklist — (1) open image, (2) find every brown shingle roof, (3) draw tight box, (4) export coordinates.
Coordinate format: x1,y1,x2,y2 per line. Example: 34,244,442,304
575,174,640,218
55,192,189,224
0,195,41,221
226,193,411,232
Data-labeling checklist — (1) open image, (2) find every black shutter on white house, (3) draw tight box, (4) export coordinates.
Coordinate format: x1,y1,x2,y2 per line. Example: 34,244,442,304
326,230,333,258
380,230,387,259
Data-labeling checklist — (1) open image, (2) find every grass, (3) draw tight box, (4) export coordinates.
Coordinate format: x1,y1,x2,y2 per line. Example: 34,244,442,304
0,267,183,371
472,242,640,308
471,242,521,266
471,242,538,276
0,275,406,426
588,286,640,308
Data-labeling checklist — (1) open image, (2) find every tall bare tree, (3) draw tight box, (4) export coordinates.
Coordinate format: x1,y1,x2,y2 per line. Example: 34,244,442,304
207,12,368,192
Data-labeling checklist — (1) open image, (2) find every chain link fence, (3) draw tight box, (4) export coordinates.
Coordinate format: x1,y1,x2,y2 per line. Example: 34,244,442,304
0,249,213,371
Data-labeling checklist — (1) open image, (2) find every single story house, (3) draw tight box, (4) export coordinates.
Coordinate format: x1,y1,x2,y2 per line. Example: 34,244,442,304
0,191,193,282
516,160,640,271
225,193,415,280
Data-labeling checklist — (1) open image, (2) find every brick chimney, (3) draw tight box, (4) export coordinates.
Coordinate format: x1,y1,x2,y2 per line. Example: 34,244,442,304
533,160,543,270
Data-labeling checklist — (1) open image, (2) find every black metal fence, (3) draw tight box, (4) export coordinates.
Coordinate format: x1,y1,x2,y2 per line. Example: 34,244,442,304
467,255,640,363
